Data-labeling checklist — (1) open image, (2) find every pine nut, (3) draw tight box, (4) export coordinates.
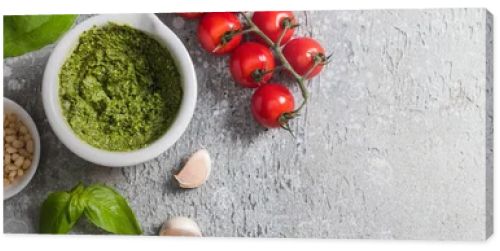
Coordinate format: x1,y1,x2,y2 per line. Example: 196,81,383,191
4,128,16,136
14,157,24,168
26,140,34,153
8,113,17,121
6,147,17,154
12,140,25,148
23,135,32,142
19,125,28,135
22,159,32,170
19,149,29,157
7,164,18,171
5,135,16,143
11,153,20,161
4,154,11,164
7,122,16,130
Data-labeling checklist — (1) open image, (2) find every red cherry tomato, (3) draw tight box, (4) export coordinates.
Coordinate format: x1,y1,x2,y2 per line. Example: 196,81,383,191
252,11,297,45
197,12,242,55
251,84,295,128
230,42,276,88
283,37,326,79
178,12,204,19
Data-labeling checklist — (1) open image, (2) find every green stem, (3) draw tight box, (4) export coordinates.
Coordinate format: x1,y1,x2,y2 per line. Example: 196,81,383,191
303,60,322,80
276,25,289,46
240,12,310,113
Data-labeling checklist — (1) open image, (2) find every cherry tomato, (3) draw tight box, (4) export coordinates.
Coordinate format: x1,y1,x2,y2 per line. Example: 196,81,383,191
177,12,204,19
229,42,276,88
283,37,326,79
197,12,242,55
251,84,295,128
252,11,297,45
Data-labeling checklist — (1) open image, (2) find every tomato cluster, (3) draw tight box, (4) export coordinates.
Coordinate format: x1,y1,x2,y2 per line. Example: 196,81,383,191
179,11,328,131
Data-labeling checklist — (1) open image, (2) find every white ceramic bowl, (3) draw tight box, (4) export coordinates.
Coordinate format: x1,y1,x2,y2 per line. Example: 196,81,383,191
3,98,41,200
42,14,197,167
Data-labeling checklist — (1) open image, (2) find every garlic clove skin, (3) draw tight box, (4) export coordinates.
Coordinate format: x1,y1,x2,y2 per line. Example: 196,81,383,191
174,149,211,189
159,216,202,237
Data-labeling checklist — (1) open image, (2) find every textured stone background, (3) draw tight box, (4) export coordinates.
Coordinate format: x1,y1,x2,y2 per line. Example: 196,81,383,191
3,9,493,240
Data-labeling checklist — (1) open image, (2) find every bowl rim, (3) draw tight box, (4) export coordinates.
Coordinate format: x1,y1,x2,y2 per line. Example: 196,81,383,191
42,14,197,167
3,97,41,200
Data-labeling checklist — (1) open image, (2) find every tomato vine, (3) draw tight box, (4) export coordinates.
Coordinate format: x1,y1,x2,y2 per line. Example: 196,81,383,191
181,11,331,133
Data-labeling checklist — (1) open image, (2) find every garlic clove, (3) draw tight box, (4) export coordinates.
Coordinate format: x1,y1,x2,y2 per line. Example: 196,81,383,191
174,149,211,188
159,216,202,237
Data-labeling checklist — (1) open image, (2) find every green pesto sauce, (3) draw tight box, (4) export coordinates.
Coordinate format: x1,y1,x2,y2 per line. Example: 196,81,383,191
59,23,182,152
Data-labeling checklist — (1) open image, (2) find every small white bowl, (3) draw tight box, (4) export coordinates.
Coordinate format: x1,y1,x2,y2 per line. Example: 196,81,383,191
3,98,41,200
42,14,197,167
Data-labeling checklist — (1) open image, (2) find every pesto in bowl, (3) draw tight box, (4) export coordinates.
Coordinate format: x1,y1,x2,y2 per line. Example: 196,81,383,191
59,23,182,151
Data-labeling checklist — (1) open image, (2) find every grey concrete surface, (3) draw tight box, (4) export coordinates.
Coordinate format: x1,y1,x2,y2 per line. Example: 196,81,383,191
3,9,493,240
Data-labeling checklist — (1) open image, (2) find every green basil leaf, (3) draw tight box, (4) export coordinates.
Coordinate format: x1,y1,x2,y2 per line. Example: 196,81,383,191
39,192,73,234
3,14,77,58
40,183,86,234
82,184,142,235
68,183,86,223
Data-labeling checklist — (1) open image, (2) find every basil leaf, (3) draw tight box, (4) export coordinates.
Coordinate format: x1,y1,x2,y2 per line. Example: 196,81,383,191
68,183,86,223
3,15,77,58
39,193,72,234
83,184,142,235
40,183,86,234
